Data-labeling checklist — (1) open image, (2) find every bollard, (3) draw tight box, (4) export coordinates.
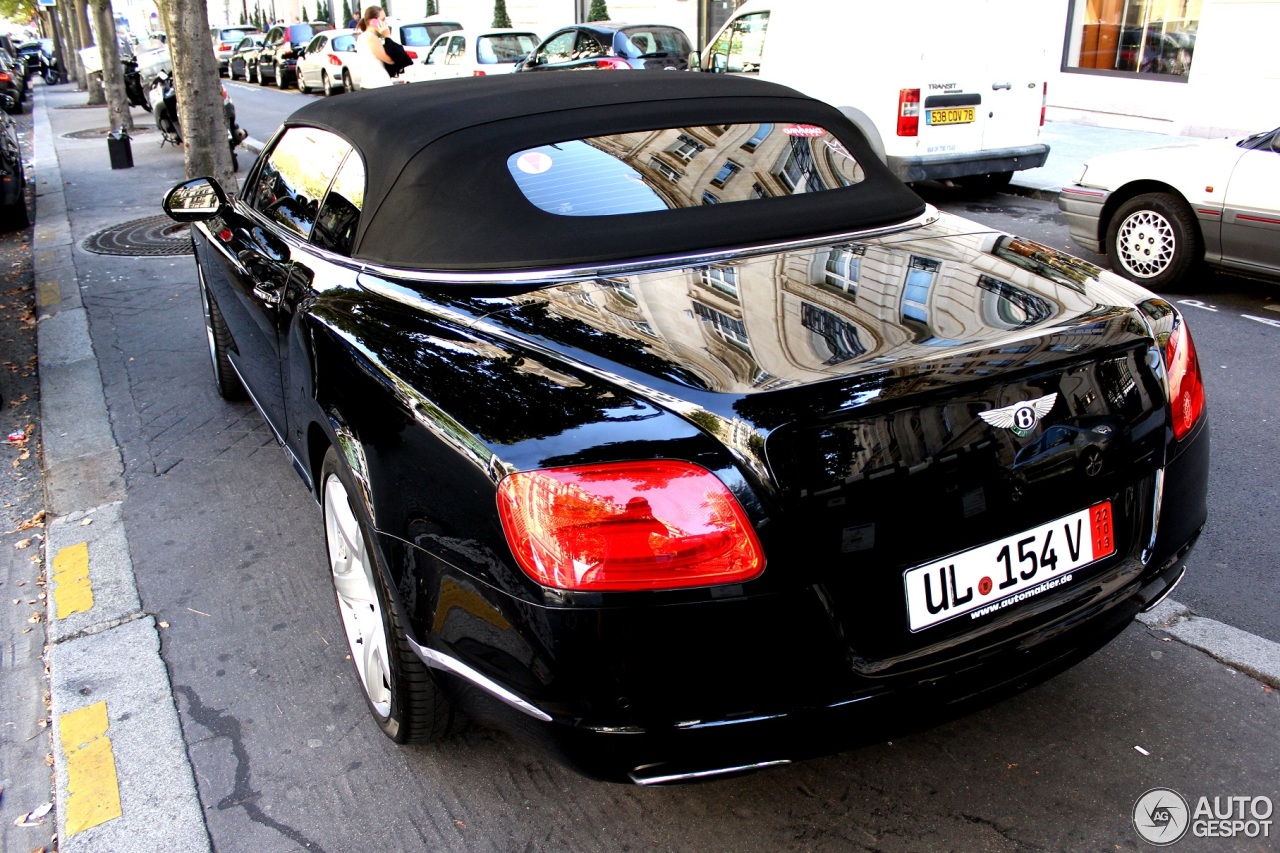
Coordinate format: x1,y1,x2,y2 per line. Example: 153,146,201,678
107,129,133,169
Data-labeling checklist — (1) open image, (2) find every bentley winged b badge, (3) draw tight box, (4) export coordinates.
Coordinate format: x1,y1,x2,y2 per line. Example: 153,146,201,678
979,393,1058,437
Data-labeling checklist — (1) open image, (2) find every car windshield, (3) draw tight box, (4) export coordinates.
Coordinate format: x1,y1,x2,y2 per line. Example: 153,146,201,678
401,22,461,46
477,33,539,64
616,26,690,58
509,122,865,216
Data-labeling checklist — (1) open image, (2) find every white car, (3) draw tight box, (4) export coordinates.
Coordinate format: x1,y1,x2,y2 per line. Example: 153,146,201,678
341,17,464,91
295,28,358,95
401,28,540,83
1059,127,1280,289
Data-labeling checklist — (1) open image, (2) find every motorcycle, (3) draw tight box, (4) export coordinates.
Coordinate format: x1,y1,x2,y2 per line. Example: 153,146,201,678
122,55,149,111
149,69,247,171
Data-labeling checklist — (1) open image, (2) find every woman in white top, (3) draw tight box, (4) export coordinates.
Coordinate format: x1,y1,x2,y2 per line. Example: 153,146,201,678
354,6,393,89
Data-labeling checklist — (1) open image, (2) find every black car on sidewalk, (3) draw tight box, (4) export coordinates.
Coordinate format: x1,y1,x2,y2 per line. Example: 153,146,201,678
163,73,1208,784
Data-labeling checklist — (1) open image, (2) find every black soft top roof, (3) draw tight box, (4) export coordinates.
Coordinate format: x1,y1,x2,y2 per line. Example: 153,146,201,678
283,73,925,271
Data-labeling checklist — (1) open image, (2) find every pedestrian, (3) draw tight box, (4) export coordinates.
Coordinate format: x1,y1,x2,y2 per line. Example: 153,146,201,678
353,6,393,89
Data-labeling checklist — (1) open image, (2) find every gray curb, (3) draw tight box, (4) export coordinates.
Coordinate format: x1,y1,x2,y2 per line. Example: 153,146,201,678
33,84,212,852
1137,599,1280,688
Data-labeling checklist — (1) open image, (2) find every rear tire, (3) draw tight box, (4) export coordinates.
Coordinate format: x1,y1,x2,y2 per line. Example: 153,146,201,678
342,69,353,92
320,448,463,743
322,71,335,96
197,273,245,400
1106,192,1200,291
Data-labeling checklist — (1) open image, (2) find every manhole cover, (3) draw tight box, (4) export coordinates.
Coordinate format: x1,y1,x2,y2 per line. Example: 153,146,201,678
83,215,193,256
63,126,157,140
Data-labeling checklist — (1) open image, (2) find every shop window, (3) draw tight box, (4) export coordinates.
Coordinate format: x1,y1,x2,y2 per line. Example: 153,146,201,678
1065,0,1200,79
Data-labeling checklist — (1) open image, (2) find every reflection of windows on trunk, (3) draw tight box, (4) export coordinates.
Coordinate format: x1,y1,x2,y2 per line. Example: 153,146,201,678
741,123,772,152
802,302,866,365
902,256,940,323
692,300,749,346
711,159,742,188
977,274,1054,329
699,265,739,298
777,137,826,192
823,245,865,297
649,156,682,183
667,133,706,162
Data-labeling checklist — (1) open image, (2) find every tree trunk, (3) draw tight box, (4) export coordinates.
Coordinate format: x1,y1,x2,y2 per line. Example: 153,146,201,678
77,0,105,103
56,0,81,86
90,0,133,132
49,9,72,83
159,0,238,190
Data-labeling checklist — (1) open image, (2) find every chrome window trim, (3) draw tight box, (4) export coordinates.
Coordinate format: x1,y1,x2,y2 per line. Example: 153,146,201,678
355,206,940,288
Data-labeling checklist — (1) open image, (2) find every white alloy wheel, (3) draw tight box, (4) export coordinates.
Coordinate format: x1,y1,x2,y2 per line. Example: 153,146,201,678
1114,208,1176,279
324,473,392,716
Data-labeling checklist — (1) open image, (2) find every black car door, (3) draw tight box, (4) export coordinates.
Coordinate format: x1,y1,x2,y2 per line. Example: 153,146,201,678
259,26,283,80
210,127,351,435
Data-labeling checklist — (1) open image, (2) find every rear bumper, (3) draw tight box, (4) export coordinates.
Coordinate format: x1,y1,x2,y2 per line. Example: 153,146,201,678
888,143,1050,182
405,417,1209,783
1057,185,1111,253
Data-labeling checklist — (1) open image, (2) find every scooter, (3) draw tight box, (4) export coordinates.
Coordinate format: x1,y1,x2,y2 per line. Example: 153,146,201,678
149,69,247,170
123,55,149,111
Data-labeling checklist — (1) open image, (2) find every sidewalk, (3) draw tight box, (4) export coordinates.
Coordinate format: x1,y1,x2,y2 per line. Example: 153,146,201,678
22,84,1278,851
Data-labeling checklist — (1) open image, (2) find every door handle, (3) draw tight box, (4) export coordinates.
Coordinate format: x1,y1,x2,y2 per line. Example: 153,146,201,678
992,81,1012,90
253,283,283,306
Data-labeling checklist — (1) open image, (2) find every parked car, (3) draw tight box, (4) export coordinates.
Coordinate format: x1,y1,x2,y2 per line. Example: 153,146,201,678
162,73,1208,784
0,109,26,230
256,22,330,88
400,28,539,83
211,24,261,75
227,34,264,81
516,21,696,72
0,52,25,114
702,0,1052,190
1058,127,1280,289
394,15,463,56
295,28,357,95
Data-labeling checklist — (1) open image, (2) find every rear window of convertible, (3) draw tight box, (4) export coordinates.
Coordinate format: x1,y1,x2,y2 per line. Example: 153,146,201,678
508,123,865,217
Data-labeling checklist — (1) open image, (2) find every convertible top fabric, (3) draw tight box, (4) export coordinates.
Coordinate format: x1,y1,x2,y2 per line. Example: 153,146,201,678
284,73,926,270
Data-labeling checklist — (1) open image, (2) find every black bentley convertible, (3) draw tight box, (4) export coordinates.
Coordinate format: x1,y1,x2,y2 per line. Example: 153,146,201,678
164,73,1208,784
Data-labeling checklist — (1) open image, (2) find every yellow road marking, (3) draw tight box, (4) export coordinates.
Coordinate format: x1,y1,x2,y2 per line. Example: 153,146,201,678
59,701,123,835
53,541,93,619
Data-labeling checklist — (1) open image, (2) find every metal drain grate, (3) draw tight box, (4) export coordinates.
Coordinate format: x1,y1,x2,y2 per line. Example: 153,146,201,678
83,215,194,256
63,126,157,140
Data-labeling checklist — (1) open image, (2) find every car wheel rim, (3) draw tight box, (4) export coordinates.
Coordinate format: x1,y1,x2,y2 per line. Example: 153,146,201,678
324,473,392,717
1115,209,1175,278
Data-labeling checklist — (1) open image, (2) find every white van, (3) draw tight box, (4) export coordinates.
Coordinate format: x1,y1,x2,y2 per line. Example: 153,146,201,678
702,0,1052,190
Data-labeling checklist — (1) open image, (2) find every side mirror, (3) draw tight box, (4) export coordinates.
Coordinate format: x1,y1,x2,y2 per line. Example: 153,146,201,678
711,52,727,73
163,177,228,222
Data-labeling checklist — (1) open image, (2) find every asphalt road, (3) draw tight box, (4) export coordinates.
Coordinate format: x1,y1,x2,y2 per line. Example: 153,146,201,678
22,82,1280,852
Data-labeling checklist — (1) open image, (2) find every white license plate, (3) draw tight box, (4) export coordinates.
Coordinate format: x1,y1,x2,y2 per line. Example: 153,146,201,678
904,501,1116,632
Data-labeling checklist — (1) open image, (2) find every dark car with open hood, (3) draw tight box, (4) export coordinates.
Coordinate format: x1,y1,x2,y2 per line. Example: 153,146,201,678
163,73,1208,784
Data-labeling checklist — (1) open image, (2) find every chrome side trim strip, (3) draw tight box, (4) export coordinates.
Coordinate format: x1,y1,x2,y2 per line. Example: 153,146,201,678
1142,466,1165,566
629,760,792,786
408,639,553,722
356,208,940,287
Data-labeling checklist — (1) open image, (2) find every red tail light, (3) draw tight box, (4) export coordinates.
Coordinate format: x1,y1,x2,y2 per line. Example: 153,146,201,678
897,88,920,137
1163,316,1206,440
595,57,631,70
404,50,417,59
0,73,10,84
472,70,487,76
219,44,233,52
497,460,765,592
1041,81,1048,127
328,54,343,66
